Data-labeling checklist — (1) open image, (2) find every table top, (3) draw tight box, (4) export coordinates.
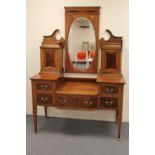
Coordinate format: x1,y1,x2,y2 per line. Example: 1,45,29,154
97,73,125,84
30,73,62,80
56,82,99,95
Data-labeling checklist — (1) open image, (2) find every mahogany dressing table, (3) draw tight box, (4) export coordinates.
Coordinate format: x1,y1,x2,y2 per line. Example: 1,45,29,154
30,7,125,140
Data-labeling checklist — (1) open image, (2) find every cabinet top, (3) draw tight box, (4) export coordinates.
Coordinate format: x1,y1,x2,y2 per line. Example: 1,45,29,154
30,73,62,81
97,73,125,84
30,73,125,84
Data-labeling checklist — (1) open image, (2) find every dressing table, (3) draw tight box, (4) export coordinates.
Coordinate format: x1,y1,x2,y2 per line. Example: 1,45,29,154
30,7,125,140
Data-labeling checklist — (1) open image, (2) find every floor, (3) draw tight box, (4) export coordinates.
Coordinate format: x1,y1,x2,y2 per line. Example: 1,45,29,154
26,115,129,155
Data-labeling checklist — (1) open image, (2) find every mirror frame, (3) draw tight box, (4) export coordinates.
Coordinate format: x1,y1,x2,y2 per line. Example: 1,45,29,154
65,7,100,73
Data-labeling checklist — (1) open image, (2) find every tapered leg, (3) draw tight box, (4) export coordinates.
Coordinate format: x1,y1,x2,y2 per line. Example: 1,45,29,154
33,108,37,134
117,85,124,141
116,111,118,124
44,106,47,117
117,115,122,141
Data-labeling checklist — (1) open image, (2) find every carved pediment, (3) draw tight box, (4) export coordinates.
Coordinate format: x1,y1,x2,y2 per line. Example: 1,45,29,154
99,30,122,50
41,29,65,48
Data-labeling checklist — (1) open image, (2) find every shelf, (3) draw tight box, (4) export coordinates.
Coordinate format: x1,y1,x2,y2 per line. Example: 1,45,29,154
30,73,62,81
56,82,99,96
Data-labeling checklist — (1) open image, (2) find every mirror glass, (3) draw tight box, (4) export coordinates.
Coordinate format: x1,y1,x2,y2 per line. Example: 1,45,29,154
68,17,96,70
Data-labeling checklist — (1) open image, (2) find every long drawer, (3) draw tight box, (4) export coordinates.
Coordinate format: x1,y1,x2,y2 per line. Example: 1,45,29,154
56,95,97,109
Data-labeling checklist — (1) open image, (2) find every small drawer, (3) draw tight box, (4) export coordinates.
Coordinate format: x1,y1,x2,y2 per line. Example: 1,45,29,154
56,95,97,109
36,94,53,105
36,81,52,90
100,97,118,108
101,85,118,94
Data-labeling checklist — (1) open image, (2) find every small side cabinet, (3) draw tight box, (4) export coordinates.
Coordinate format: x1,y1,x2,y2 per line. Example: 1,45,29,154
99,30,122,73
40,29,65,74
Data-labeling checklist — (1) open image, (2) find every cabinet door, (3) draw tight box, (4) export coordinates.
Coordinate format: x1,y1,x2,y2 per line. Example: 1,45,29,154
40,48,62,73
101,50,121,73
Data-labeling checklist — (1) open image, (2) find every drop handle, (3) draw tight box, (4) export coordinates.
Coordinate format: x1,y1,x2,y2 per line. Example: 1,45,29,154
58,99,66,105
40,85,49,89
105,88,109,92
41,96,48,102
105,88,114,93
44,85,48,88
63,99,67,103
110,88,114,92
85,101,93,105
105,100,113,106
58,99,63,103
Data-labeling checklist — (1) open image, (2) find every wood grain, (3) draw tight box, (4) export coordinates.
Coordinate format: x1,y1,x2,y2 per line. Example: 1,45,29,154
56,82,99,95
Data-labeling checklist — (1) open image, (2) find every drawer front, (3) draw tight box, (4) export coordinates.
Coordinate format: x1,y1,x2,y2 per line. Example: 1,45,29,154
101,85,118,94
56,95,97,109
100,97,118,108
36,94,53,105
78,97,97,108
56,96,75,107
36,81,52,91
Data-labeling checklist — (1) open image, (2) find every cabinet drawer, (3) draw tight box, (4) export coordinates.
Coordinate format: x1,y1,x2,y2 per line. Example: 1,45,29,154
100,85,118,94
56,95,97,109
36,94,53,105
100,97,118,108
36,81,52,91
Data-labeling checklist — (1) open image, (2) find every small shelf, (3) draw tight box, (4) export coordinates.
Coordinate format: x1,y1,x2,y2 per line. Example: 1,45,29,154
56,82,99,96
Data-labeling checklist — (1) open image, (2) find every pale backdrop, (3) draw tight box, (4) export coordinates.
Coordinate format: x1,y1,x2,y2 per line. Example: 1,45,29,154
27,0,129,122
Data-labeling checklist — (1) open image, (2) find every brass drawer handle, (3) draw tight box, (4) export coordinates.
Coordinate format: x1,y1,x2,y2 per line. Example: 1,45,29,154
63,99,67,103
58,98,66,105
58,99,63,103
110,88,114,92
40,96,48,102
58,99,67,103
105,88,114,93
85,101,93,105
105,100,113,106
44,85,48,88
40,84,49,89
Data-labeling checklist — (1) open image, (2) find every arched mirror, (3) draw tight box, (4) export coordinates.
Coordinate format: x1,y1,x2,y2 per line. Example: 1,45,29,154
68,17,96,71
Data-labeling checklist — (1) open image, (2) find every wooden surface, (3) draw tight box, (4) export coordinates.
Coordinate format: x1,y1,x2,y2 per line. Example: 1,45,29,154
56,82,99,95
30,73,62,80
97,74,125,84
